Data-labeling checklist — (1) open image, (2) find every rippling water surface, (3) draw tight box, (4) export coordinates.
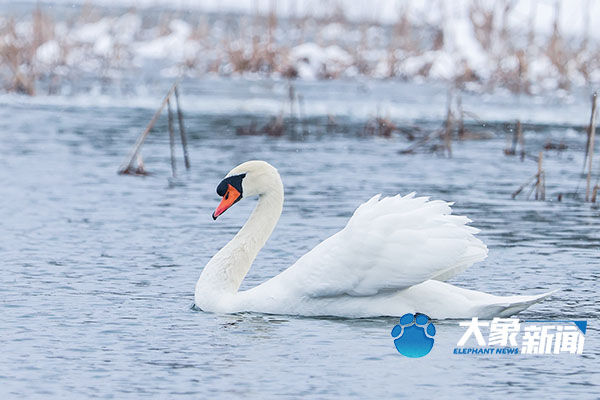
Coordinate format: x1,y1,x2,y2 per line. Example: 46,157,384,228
0,79,598,398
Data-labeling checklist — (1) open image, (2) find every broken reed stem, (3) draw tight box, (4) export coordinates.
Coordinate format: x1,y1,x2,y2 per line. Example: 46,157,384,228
288,82,297,137
118,80,179,174
583,92,597,169
517,120,525,161
288,83,295,118
508,121,518,155
512,151,545,201
167,98,177,178
541,169,546,200
457,93,465,140
505,128,512,154
535,151,544,200
526,176,537,200
174,86,190,170
592,185,599,203
585,92,597,201
445,113,453,157
444,91,453,157
511,173,537,199
505,120,520,156
298,94,308,137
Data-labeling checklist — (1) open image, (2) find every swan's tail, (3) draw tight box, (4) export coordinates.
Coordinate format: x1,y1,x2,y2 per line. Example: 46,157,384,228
399,281,556,320
477,289,557,319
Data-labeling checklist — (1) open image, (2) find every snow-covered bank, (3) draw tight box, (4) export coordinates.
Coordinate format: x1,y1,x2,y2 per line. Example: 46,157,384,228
0,0,599,96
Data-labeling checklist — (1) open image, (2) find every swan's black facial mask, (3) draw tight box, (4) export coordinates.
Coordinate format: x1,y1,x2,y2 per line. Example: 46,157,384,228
212,173,246,220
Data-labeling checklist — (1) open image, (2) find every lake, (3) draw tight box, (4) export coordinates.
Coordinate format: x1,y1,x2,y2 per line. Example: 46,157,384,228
0,78,598,398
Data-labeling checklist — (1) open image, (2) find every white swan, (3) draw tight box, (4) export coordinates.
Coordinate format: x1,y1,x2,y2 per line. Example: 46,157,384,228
195,160,552,319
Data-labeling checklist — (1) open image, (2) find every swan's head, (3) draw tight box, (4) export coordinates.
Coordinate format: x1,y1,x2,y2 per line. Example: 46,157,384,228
212,160,281,220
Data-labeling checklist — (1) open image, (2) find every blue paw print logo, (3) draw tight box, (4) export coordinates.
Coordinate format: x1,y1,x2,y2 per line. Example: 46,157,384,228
391,313,436,358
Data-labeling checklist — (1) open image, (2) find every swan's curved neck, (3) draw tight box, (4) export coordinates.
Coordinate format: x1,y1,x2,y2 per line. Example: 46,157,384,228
197,179,283,296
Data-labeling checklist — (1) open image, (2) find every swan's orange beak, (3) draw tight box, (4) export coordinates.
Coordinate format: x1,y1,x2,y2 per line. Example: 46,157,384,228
212,184,242,220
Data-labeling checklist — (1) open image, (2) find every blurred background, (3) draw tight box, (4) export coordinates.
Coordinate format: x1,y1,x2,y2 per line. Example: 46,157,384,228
2,0,600,96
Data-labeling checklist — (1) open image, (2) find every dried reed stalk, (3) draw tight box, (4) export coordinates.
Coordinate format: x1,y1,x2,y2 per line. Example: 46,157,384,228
118,81,179,174
512,151,544,201
167,98,177,178
174,86,190,170
535,151,545,200
511,174,537,199
517,120,525,161
505,120,519,155
444,92,453,157
585,92,597,201
298,94,308,137
505,128,512,154
457,93,465,140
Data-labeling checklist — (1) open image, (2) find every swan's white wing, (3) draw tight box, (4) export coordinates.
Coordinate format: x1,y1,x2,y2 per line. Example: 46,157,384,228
273,193,488,298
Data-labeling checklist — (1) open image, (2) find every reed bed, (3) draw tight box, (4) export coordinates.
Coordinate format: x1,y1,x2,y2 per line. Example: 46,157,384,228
512,92,598,203
227,82,598,207
1,2,599,95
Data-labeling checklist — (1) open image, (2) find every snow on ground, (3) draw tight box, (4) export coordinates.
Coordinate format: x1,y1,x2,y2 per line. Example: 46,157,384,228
25,0,600,40
0,0,599,95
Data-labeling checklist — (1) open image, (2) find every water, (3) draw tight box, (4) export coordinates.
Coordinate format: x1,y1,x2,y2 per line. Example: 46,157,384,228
0,79,598,399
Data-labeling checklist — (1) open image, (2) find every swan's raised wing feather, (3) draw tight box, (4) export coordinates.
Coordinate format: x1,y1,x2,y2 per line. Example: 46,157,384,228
275,193,488,298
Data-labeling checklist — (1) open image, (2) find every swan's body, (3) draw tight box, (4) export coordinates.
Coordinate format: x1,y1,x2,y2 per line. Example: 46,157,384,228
195,161,552,319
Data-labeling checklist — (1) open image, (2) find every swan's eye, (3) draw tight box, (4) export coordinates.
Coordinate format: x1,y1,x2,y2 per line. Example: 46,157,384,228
216,173,246,197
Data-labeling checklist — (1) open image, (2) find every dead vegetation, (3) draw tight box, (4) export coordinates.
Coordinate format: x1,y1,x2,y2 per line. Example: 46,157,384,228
512,92,599,203
118,81,190,177
0,7,54,95
584,92,598,201
1,3,599,95
229,82,599,208
232,83,496,161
